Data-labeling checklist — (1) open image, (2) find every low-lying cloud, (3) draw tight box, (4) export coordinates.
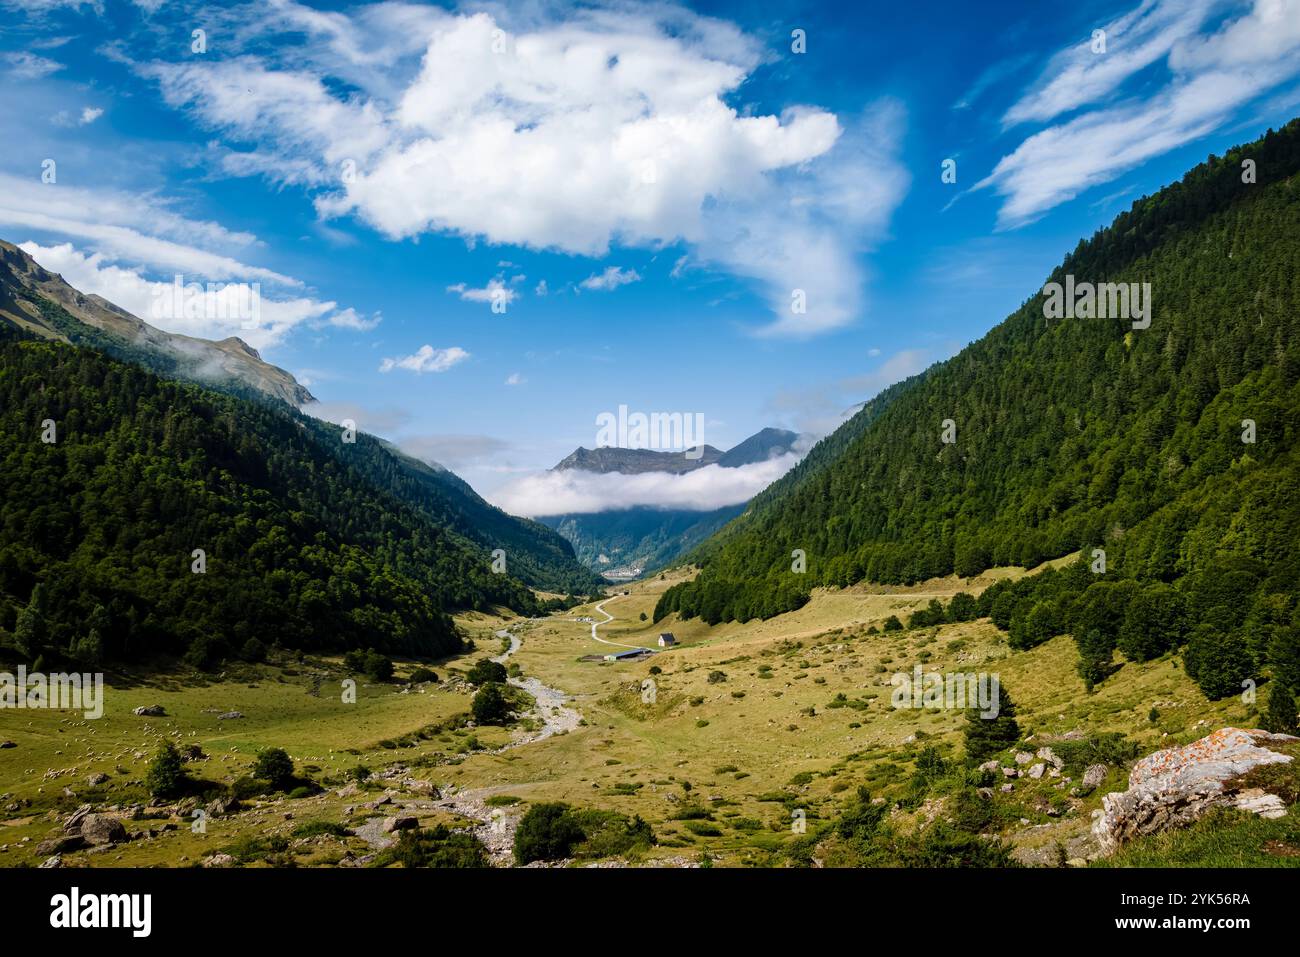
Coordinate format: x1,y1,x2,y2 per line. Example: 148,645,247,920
488,452,801,517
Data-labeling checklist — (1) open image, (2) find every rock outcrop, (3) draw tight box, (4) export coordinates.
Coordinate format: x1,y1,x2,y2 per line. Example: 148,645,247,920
1093,727,1297,854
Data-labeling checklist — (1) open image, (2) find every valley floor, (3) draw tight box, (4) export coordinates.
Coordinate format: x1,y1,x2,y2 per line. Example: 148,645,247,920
1,560,1293,868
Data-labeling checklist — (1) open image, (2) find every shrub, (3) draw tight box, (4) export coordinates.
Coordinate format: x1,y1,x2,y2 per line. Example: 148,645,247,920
240,638,268,663
145,741,186,799
409,667,438,683
363,650,393,681
882,615,904,632
514,802,585,864
374,825,490,868
471,682,510,724
252,747,295,789
466,659,508,685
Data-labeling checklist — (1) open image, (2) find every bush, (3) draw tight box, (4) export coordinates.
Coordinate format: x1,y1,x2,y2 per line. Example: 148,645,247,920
374,825,490,868
466,659,508,685
240,638,268,663
409,667,438,683
471,682,510,724
514,802,585,864
363,650,393,681
882,615,904,632
252,747,295,789
145,741,186,799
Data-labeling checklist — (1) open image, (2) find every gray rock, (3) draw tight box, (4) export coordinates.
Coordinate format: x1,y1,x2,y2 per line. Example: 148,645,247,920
1082,764,1108,790
1014,751,1034,765
1028,763,1046,779
133,705,166,717
1093,728,1297,855
202,853,236,868
217,711,244,720
86,772,109,787
382,816,418,833
36,834,86,855
80,813,127,846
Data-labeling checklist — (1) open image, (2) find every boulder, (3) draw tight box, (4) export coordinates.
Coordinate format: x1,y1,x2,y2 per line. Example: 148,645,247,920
36,834,86,855
133,705,166,717
1028,763,1046,779
80,813,127,846
1035,747,1064,770
202,853,236,868
62,804,93,834
217,711,244,720
1082,764,1108,791
86,772,109,787
1014,751,1034,765
382,816,418,833
1093,728,1297,855
0,741,15,749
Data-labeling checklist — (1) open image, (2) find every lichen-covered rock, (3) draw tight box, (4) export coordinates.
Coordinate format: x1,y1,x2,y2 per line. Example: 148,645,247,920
80,813,127,846
1093,728,1297,855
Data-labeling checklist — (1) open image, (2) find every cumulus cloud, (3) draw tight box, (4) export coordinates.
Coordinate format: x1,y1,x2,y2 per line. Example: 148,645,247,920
378,344,470,374
79,106,103,124
580,265,641,291
489,453,801,517
133,4,908,337
983,0,1300,227
18,241,359,349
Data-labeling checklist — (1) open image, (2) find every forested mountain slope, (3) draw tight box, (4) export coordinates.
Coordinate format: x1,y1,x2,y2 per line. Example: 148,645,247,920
0,241,602,597
660,120,1300,634
0,330,560,667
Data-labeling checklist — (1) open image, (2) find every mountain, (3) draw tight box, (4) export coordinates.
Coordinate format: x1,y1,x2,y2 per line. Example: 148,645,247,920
540,427,801,578
0,239,603,598
0,240,314,407
552,444,724,474
717,427,801,467
656,120,1300,694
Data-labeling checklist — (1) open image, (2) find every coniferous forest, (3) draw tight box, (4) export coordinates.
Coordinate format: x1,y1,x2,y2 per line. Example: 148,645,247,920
657,120,1300,699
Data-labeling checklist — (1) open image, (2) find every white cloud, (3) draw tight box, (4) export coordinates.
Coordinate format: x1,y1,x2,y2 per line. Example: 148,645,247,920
79,106,103,125
505,372,524,386
136,4,907,337
1003,0,1222,127
534,279,548,296
579,265,641,290
489,453,801,517
18,241,361,350
399,434,511,471
3,51,63,79
378,344,470,374
0,172,293,284
984,0,1300,227
446,277,516,305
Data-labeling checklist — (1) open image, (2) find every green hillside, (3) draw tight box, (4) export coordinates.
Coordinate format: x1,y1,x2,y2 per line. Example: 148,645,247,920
0,330,564,667
658,120,1300,699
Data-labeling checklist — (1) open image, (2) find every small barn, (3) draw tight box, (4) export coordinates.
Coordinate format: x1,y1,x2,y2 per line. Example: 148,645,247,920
658,632,677,647
603,647,652,662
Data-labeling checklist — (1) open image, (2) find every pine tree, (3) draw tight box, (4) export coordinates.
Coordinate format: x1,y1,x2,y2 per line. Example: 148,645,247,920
963,685,1022,764
1263,683,1298,735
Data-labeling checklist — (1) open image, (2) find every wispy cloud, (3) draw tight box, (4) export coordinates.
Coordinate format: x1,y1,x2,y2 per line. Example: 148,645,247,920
983,0,1300,227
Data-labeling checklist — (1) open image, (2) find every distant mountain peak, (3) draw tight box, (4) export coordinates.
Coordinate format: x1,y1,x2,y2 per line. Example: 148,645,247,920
552,427,800,475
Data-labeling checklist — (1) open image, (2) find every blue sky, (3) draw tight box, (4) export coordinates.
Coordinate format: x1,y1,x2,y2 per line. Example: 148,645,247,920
2,0,1298,513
